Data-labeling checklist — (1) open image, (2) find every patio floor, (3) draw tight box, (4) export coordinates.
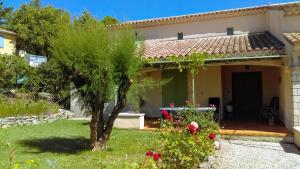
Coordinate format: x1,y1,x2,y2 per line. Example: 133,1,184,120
144,118,293,138
220,120,293,137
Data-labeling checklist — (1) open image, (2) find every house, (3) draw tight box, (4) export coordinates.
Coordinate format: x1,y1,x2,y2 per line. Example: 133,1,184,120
0,29,17,55
109,2,300,133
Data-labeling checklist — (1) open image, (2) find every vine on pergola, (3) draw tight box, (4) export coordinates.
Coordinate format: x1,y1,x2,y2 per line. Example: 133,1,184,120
144,52,221,105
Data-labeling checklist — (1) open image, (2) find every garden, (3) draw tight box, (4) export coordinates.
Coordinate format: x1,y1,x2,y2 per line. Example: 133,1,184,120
0,1,220,168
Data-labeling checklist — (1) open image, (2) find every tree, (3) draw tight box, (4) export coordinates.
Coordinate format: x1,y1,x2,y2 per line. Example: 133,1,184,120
7,0,70,57
52,21,141,150
0,1,13,27
101,16,119,26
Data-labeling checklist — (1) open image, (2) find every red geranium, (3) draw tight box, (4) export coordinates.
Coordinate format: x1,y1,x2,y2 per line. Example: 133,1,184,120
162,109,173,121
187,122,200,135
153,153,161,161
187,124,196,134
146,150,153,157
208,132,215,140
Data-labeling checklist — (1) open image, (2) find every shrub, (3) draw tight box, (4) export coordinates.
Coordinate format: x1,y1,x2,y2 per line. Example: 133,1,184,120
143,102,219,169
0,54,31,92
0,96,60,117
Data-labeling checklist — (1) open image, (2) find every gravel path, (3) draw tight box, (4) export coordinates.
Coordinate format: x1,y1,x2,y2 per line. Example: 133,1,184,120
214,140,300,169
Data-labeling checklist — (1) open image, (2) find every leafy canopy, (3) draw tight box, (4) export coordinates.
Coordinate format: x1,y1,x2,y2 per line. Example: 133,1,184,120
7,0,70,57
51,21,141,113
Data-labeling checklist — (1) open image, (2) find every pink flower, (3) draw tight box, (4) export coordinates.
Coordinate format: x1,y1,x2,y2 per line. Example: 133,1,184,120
153,153,161,161
169,102,175,108
146,150,153,157
208,132,215,140
185,100,193,105
191,122,199,129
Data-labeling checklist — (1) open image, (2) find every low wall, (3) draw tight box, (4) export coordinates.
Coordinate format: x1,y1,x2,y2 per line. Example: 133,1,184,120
0,109,74,129
113,113,145,130
294,127,300,148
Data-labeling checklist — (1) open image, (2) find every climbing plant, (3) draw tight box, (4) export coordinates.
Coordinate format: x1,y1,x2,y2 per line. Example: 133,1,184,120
144,52,221,76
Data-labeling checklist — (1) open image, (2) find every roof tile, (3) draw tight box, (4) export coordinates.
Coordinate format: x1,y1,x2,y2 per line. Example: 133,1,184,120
144,32,285,59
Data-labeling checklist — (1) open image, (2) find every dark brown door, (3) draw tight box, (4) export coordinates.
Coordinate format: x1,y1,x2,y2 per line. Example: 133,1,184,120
232,72,262,120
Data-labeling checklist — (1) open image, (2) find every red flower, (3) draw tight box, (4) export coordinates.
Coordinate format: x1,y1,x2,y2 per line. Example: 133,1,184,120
187,124,196,134
208,132,215,140
196,127,201,133
162,109,173,121
153,153,161,161
146,150,153,157
169,102,175,108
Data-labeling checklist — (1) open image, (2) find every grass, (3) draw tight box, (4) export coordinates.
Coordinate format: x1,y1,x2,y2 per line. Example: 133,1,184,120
0,97,60,117
0,120,159,169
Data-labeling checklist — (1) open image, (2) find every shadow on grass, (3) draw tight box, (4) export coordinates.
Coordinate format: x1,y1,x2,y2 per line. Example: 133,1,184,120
19,137,90,154
82,122,90,126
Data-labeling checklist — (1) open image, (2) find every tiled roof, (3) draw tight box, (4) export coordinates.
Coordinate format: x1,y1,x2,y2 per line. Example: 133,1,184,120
110,2,300,29
283,33,300,45
143,32,285,59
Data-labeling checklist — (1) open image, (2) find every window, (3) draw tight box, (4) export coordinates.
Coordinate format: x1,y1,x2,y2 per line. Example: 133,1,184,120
0,36,4,48
177,32,183,40
226,27,234,35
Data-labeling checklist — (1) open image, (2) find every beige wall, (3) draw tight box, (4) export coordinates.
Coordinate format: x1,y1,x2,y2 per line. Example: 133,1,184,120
282,15,300,33
221,65,281,106
140,70,163,117
267,10,283,41
0,33,16,55
187,66,222,106
279,67,293,130
137,14,267,41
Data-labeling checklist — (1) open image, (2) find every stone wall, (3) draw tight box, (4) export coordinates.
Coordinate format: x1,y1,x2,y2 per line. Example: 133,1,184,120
0,109,74,129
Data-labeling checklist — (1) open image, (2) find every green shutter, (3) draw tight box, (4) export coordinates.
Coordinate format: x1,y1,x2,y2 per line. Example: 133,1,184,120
162,69,188,107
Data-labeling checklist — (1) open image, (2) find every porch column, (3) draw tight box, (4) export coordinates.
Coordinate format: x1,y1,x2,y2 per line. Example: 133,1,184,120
291,67,300,127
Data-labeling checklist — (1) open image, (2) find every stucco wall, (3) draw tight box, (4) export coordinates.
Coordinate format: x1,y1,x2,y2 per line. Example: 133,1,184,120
187,66,222,106
221,65,281,107
0,33,16,55
279,67,293,130
140,70,163,117
282,15,300,33
267,10,283,41
137,14,267,41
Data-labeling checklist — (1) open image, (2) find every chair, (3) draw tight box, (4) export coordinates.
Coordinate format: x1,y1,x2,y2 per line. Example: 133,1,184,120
209,97,220,122
261,97,279,121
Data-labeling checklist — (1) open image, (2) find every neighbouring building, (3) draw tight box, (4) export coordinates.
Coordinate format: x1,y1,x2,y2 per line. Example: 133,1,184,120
107,2,300,132
0,29,17,55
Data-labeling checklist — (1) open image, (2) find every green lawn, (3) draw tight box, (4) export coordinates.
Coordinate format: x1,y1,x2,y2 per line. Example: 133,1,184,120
0,120,159,169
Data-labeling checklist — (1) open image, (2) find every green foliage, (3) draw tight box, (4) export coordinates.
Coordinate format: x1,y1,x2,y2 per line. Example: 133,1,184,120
0,96,60,117
0,54,31,91
7,0,70,57
158,104,219,169
0,1,13,27
25,59,71,107
74,11,99,26
52,21,141,113
102,16,119,26
144,52,221,75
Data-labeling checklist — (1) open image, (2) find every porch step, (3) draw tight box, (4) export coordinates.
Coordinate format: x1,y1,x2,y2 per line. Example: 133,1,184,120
220,135,294,143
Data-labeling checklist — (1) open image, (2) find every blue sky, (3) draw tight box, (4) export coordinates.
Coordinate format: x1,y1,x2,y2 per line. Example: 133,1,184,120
3,0,300,22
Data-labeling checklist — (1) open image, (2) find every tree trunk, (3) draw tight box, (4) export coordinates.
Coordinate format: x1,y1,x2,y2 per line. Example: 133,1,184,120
90,111,100,150
97,78,132,149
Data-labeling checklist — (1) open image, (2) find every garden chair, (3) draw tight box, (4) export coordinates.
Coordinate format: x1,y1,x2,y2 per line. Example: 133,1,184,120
260,96,279,121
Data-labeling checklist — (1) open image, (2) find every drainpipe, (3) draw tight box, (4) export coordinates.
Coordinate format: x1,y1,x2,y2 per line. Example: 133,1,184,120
192,73,196,105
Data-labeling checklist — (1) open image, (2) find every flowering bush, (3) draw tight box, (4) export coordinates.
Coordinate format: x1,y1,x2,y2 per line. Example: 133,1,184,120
154,102,219,169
